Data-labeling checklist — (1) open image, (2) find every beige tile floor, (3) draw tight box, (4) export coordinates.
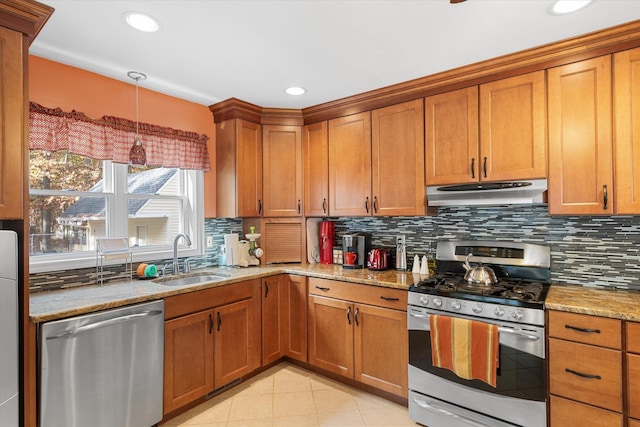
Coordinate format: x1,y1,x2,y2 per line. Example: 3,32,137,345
160,362,419,427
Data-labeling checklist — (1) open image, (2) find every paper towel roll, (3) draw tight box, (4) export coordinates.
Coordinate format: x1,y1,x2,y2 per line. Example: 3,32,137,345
224,233,239,266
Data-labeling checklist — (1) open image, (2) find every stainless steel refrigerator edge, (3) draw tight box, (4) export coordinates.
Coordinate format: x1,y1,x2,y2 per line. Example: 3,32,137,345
0,230,18,427
39,299,164,427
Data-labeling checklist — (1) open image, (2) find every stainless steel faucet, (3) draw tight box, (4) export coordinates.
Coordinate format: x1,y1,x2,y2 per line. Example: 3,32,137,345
172,233,192,274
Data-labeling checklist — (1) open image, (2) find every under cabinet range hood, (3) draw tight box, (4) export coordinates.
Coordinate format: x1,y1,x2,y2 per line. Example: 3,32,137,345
426,179,548,207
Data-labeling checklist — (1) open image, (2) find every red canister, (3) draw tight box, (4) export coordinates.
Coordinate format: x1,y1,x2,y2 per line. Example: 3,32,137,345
320,221,334,264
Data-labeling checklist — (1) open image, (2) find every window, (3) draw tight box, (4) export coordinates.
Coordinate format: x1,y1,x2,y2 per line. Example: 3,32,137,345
29,151,203,273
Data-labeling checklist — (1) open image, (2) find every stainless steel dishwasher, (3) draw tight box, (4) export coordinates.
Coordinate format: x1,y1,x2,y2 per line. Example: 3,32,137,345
39,300,164,427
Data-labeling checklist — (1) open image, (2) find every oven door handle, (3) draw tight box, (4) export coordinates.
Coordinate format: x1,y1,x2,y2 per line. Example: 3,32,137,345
411,398,491,427
497,327,540,341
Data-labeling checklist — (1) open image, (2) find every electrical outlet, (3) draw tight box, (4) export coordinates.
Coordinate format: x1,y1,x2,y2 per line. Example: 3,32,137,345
396,235,405,247
206,235,214,249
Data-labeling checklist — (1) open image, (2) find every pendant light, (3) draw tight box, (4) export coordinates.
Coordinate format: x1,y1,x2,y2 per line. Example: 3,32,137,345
128,71,147,166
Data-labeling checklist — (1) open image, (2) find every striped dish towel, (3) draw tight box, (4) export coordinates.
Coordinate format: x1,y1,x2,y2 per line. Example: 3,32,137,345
430,314,499,387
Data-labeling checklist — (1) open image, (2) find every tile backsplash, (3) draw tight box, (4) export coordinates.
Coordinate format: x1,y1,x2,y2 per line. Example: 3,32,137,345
30,206,640,291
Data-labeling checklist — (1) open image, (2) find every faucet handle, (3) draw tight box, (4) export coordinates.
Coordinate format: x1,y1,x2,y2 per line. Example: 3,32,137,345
183,258,192,273
161,263,171,278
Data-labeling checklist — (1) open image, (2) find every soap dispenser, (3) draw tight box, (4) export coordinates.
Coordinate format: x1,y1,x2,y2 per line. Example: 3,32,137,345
395,235,407,271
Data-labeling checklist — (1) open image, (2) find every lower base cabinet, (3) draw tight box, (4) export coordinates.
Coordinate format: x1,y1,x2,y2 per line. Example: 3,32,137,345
163,279,261,415
308,277,408,398
549,395,623,427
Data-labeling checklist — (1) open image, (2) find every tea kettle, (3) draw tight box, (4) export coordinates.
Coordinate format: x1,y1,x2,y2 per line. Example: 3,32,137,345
463,253,497,285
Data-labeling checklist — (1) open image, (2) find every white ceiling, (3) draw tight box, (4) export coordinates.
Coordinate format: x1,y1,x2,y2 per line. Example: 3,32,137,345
30,1,640,109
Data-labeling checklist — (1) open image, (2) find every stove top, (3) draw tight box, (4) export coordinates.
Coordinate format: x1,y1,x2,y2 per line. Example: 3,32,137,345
409,273,549,309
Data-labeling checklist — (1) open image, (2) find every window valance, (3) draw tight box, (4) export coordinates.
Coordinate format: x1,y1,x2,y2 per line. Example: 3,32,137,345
29,102,211,171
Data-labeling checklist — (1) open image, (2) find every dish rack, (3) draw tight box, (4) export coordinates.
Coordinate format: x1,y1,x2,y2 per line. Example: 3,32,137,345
96,238,133,286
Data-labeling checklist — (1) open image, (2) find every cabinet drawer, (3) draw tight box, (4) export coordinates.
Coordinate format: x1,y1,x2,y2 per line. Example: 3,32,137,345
308,277,406,311
627,321,640,353
627,353,640,419
630,419,640,427
549,395,623,427
548,310,621,348
549,338,622,412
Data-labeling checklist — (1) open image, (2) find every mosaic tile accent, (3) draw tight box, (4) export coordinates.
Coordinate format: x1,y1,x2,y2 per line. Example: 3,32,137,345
30,208,640,291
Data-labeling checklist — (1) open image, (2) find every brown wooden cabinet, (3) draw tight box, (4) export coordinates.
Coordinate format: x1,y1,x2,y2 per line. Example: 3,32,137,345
163,279,261,415
262,275,285,365
307,278,408,397
283,274,308,362
164,310,214,414
371,99,425,216
548,55,613,215
548,310,623,426
613,48,640,214
626,322,640,422
303,121,329,216
0,26,24,219
425,71,545,187
328,112,372,216
216,118,263,217
262,125,302,217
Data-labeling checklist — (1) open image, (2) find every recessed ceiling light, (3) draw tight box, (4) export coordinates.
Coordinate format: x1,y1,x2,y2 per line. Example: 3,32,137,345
285,86,306,96
123,11,160,32
549,0,594,15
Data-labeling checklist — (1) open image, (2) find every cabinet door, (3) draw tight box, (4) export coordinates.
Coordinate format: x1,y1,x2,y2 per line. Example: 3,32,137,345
308,295,354,378
237,119,263,217
0,27,23,219
353,304,408,397
549,395,623,427
371,99,425,216
214,298,260,389
263,125,302,217
262,275,285,365
328,112,372,216
479,71,547,182
164,310,214,414
548,55,613,214
304,122,329,216
425,86,479,186
284,274,307,362
613,48,640,214
628,353,640,419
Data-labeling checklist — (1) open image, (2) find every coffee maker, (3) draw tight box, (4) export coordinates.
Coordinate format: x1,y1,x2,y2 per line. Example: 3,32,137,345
342,232,371,269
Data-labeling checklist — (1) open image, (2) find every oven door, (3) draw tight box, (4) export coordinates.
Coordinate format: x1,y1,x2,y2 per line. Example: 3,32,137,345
408,304,546,427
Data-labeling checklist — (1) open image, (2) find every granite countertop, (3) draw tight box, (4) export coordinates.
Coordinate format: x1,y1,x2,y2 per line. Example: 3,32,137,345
30,264,424,323
546,284,640,321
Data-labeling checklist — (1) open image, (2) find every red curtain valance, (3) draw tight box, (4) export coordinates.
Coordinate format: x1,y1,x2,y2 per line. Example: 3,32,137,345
29,102,211,171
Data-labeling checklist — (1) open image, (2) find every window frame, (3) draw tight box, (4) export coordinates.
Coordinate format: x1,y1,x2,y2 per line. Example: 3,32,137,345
29,160,204,274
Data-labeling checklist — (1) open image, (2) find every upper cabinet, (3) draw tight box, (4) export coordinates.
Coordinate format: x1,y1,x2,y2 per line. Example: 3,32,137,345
613,48,640,214
303,122,329,216
548,55,613,215
371,99,425,216
328,112,372,216
0,26,25,219
425,71,546,186
216,118,263,218
262,125,302,217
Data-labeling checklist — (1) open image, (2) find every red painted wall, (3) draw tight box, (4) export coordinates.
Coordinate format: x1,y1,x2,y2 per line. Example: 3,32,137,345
28,55,217,216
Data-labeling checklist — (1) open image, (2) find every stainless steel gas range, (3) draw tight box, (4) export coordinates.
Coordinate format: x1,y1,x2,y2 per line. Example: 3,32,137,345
408,240,550,427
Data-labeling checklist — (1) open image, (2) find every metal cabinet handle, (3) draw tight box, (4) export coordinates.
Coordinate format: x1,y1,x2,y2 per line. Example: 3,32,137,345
258,199,262,215
298,199,301,214
355,307,360,326
603,184,608,210
217,312,222,332
483,157,488,178
265,282,269,298
315,285,330,291
365,197,369,213
565,324,601,334
380,296,400,302
565,368,601,380
322,198,327,214
209,313,214,334
373,196,378,213
471,158,475,179
347,306,352,325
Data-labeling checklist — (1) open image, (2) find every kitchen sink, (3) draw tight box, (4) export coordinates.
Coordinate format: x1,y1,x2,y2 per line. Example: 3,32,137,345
153,272,230,287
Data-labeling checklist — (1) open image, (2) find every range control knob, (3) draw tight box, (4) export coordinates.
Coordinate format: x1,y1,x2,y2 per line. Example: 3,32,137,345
512,309,524,321
419,295,429,306
450,301,461,311
472,304,483,314
433,298,443,308
494,307,505,317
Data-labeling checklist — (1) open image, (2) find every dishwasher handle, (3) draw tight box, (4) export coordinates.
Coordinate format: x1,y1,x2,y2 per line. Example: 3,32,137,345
46,310,164,339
